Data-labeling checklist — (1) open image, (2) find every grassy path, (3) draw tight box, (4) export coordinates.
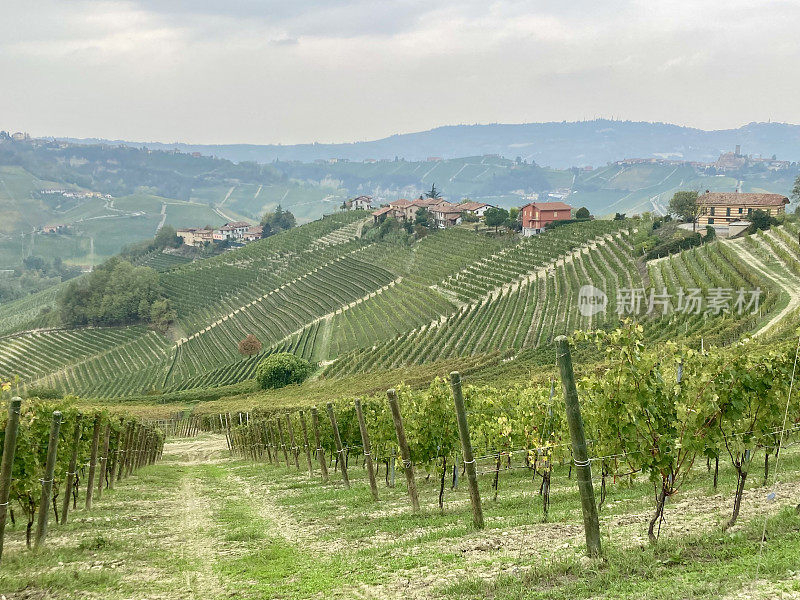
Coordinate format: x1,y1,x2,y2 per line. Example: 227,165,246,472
728,238,800,337
3,434,800,599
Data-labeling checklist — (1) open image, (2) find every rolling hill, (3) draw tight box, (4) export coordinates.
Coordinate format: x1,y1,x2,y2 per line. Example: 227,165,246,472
1,210,798,400
62,120,800,168
2,137,797,277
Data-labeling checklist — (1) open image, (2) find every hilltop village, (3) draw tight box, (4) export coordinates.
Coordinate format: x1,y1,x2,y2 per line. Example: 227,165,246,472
169,186,792,253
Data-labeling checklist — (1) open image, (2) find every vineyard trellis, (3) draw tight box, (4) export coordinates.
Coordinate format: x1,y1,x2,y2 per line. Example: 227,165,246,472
212,322,800,555
0,391,167,561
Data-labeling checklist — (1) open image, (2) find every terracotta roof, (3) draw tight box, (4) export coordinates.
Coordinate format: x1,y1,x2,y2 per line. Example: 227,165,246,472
522,201,573,211
698,192,789,207
432,203,465,215
226,221,250,228
390,199,412,208
412,197,445,207
458,202,489,211
372,206,394,216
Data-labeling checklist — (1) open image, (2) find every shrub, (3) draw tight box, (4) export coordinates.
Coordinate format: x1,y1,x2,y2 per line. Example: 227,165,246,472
644,232,703,260
747,209,777,233
256,352,313,390
25,386,62,399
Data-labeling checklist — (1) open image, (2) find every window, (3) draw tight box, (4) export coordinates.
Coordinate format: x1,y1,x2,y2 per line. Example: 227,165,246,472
748,208,752,215
708,218,715,224
554,212,558,218
738,207,743,214
726,208,731,217
710,207,715,216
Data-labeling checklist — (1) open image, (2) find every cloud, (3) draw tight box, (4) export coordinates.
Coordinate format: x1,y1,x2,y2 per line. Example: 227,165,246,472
0,0,798,144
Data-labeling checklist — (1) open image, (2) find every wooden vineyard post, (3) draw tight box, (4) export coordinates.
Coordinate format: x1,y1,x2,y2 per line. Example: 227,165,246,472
98,422,111,499
387,389,419,512
134,426,147,470
276,418,290,467
255,421,265,461
125,423,139,477
555,335,601,558
115,420,130,483
0,397,22,562
220,414,231,451
97,421,111,500
34,410,62,550
107,422,120,490
310,408,329,482
225,413,233,455
450,372,483,529
285,414,300,469
260,421,272,463
60,412,83,525
268,423,279,465
85,413,102,510
298,411,314,476
354,399,379,501
326,403,350,488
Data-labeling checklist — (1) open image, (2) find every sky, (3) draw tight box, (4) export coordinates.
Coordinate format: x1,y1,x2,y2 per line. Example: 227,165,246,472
2,0,800,145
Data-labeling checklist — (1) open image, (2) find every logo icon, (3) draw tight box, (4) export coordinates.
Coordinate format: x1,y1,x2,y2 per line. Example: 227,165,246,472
578,285,607,317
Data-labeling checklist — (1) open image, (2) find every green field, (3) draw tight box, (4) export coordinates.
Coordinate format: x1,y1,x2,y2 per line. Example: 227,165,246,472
2,212,798,400
2,431,799,599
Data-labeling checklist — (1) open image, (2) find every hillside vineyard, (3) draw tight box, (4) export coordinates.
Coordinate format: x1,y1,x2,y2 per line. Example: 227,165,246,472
1,212,798,399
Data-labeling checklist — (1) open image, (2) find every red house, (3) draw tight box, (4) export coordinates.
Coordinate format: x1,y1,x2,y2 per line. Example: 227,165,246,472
520,201,573,236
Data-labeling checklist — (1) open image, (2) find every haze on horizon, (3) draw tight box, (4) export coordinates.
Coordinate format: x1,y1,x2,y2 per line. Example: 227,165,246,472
2,0,800,146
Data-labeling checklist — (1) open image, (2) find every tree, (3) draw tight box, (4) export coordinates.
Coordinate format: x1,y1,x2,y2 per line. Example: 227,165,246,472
259,221,272,239
425,184,441,199
668,191,699,231
575,207,591,220
414,207,432,228
58,258,165,327
149,298,176,333
505,207,521,231
748,208,777,233
484,207,509,232
153,225,181,249
238,334,262,356
256,352,313,389
260,204,296,236
704,225,716,241
792,175,800,204
614,213,626,221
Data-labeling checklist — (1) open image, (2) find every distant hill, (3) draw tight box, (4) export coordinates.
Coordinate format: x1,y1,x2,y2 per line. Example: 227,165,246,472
60,120,800,168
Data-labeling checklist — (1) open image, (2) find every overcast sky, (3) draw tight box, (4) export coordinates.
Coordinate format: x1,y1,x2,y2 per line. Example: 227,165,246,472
2,1,799,144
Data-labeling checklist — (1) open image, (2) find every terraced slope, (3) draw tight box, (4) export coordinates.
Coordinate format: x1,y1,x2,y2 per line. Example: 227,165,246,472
161,212,368,335
323,222,797,379
5,214,374,396
0,327,158,383
4,215,797,397
323,228,639,377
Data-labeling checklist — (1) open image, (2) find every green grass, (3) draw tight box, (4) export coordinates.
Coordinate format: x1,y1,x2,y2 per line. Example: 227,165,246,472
2,434,799,599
